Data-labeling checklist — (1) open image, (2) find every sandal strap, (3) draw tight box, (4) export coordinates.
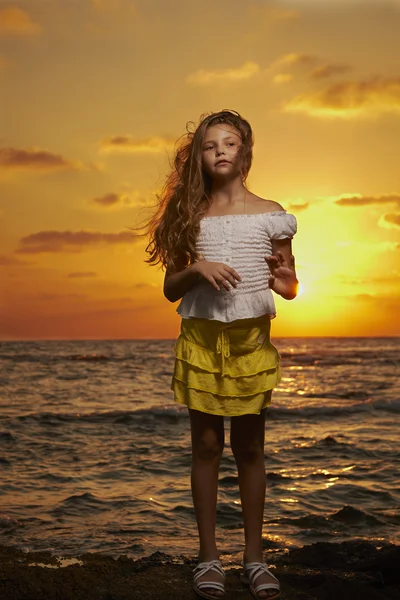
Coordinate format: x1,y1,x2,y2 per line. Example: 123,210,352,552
197,581,225,592
194,559,225,582
243,561,279,593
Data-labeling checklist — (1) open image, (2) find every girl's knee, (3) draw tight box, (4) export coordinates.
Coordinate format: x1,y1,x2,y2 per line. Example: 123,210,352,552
192,429,224,461
230,437,264,463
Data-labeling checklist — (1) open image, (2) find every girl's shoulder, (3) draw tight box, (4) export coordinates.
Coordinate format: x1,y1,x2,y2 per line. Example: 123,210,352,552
246,194,285,215
248,195,297,239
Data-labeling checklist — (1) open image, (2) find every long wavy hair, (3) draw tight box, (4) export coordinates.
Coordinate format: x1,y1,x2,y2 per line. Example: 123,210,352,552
138,109,254,273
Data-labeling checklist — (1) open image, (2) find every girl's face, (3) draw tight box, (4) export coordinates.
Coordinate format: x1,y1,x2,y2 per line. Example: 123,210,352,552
201,124,243,179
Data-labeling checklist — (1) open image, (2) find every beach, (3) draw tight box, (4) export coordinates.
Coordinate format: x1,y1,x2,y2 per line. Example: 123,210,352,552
1,540,399,599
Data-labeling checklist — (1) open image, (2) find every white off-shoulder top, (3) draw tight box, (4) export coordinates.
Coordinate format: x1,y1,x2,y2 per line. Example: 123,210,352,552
176,211,297,323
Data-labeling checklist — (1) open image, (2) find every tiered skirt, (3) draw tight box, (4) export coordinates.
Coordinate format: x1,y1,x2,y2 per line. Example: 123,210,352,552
171,314,280,416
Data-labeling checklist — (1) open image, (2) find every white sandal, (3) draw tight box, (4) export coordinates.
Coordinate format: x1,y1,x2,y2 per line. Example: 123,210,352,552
193,559,225,599
241,561,280,599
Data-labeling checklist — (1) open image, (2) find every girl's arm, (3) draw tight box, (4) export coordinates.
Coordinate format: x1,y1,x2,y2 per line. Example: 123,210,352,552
164,258,241,302
163,262,201,303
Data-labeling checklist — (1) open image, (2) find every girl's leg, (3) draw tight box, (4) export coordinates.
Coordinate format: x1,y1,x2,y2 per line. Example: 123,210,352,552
230,402,276,598
189,408,225,596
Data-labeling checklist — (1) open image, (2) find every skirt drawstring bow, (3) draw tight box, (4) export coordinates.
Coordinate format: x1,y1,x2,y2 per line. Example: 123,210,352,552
216,328,231,377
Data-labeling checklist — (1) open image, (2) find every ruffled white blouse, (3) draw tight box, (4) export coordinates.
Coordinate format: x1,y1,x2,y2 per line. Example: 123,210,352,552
176,211,297,323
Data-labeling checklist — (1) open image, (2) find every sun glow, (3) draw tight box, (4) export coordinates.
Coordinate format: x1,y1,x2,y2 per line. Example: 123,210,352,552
296,281,305,296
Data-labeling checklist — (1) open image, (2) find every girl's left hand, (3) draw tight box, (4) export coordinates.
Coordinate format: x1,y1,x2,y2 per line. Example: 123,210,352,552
265,251,298,300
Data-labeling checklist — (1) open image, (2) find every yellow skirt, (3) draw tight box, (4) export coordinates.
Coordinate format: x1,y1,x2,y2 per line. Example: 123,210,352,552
170,314,280,417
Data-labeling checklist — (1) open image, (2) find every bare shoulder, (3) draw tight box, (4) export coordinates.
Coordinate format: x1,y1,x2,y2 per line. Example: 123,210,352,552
246,193,285,214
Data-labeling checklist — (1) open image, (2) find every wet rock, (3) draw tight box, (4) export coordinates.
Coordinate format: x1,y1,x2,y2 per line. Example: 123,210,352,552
0,541,399,600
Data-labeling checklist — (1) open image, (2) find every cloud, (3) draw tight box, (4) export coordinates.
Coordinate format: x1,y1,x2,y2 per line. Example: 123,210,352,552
186,61,260,86
335,193,400,207
380,213,400,229
268,52,317,83
67,271,98,278
269,53,351,85
283,76,400,119
99,135,174,154
272,53,316,69
311,64,352,80
0,147,90,173
91,190,148,208
0,7,41,36
92,192,125,207
338,274,400,286
287,202,309,211
0,254,32,266
348,294,400,309
16,230,136,254
272,73,293,84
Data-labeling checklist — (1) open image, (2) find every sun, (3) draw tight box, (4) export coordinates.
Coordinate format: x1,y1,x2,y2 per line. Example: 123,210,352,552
296,281,305,297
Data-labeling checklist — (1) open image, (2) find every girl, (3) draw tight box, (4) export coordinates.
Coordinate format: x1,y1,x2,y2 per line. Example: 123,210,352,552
145,110,298,599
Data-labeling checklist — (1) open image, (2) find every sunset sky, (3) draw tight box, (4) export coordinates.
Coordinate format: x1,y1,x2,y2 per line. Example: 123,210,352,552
1,0,399,339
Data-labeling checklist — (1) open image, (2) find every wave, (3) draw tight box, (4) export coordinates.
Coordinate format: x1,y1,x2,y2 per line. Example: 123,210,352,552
280,351,400,367
3,397,398,426
270,505,386,530
270,398,400,418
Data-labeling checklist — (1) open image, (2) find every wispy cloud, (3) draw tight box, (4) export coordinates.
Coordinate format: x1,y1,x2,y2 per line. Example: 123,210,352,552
287,202,309,211
0,7,41,37
283,77,400,119
311,64,352,80
0,254,32,266
335,193,400,207
92,192,126,207
90,190,147,208
269,53,351,84
99,135,174,154
272,73,293,84
186,61,260,86
272,53,316,69
16,230,136,254
268,52,317,84
338,274,400,286
0,147,91,173
380,213,400,229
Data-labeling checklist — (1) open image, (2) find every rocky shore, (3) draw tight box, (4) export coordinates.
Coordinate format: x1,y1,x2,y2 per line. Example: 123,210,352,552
0,540,399,599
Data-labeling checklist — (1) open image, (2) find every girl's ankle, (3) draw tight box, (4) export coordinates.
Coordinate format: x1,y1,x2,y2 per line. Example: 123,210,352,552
198,549,220,562
243,547,264,562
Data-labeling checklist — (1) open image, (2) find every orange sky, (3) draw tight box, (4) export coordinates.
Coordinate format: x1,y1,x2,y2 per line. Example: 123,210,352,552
1,0,399,339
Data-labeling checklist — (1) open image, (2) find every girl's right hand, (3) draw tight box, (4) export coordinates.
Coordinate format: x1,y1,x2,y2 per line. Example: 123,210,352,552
193,259,241,291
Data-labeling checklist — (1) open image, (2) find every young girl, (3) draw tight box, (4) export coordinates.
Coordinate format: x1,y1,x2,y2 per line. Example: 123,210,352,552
145,110,298,600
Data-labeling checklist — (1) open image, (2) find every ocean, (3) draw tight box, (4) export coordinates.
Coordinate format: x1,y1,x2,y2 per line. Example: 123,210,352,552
0,337,399,561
